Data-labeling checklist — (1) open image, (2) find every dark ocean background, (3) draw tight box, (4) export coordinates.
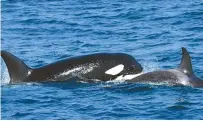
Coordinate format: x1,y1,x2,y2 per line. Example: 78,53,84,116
1,0,203,119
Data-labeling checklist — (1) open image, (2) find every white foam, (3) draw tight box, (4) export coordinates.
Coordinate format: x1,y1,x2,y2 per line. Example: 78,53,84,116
105,64,124,75
142,61,160,73
1,63,10,84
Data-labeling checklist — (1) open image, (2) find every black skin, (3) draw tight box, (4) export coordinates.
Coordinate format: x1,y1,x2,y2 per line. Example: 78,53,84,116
127,70,203,87
1,51,143,83
126,47,203,88
127,71,179,83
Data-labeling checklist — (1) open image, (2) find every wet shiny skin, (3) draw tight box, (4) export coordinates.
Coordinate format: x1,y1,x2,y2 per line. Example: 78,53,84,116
1,0,203,119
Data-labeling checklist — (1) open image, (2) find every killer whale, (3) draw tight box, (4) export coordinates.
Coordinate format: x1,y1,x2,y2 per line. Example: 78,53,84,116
1,51,143,83
127,47,203,87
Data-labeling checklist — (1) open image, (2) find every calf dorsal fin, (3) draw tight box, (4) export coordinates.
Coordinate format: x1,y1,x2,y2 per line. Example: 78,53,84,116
178,47,193,76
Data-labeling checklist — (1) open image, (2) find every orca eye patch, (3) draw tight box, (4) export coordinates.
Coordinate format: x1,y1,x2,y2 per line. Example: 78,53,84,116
105,64,124,75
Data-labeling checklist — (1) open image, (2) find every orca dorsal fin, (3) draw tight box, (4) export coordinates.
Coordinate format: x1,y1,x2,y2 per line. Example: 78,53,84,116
1,50,31,83
178,47,193,76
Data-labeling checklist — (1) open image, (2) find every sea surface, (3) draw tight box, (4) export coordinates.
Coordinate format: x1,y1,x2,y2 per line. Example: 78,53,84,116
1,0,203,119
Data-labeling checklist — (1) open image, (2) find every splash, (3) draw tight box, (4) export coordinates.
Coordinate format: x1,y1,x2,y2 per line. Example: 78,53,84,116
1,62,10,84
142,61,160,73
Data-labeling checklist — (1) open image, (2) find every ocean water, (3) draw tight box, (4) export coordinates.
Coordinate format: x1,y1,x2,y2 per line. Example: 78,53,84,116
1,0,203,119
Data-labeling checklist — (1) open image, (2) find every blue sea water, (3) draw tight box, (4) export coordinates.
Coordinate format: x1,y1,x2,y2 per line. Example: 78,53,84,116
1,0,203,119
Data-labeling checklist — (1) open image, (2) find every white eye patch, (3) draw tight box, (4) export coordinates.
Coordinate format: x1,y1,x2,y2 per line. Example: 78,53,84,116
105,64,124,75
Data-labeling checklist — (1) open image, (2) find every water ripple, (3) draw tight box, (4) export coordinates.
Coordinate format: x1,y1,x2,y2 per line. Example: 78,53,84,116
1,0,203,120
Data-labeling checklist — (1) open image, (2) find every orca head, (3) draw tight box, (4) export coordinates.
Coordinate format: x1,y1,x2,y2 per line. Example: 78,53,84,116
105,64,143,76
177,47,203,87
104,63,143,81
121,65,143,75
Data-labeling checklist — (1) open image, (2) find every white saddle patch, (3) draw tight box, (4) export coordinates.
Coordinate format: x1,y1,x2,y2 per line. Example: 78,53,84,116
105,64,124,75
168,69,190,86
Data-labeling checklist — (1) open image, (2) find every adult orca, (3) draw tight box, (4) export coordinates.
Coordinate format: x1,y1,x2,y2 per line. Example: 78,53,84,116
127,47,203,88
1,51,143,83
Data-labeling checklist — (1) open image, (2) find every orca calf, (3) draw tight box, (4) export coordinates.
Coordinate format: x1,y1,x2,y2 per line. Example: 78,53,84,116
127,47,203,87
1,51,143,83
